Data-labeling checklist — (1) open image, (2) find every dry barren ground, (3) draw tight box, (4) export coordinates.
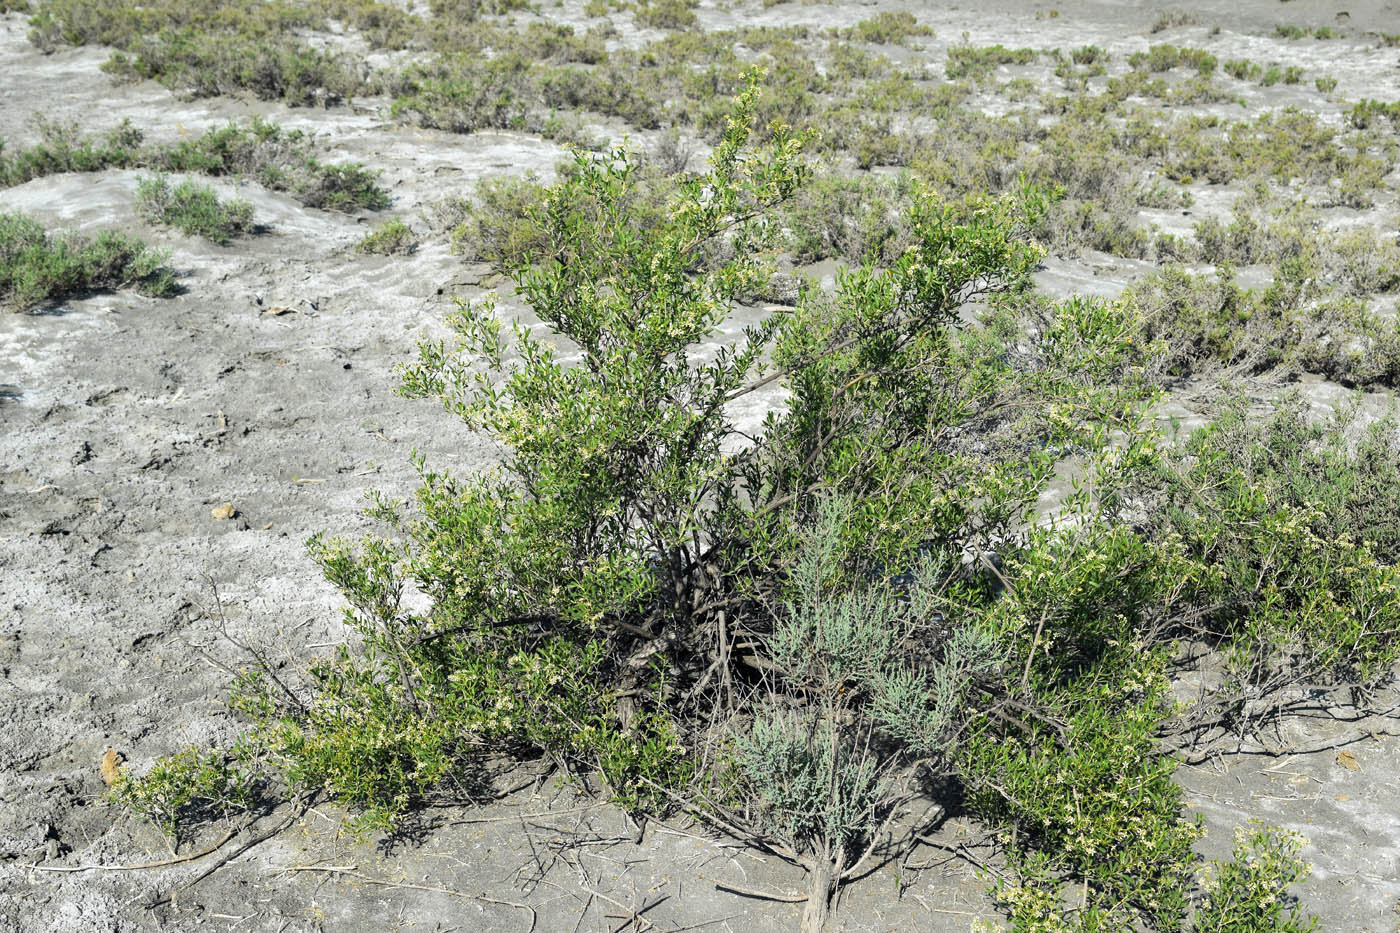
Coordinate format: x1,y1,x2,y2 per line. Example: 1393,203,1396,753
3,0,1400,930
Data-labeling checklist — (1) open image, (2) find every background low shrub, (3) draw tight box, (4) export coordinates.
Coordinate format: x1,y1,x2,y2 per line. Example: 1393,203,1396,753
0,211,176,311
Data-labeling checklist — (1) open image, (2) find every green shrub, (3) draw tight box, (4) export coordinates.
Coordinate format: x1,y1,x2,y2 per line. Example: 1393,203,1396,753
1347,98,1400,129
633,0,697,30
1070,44,1107,65
1196,824,1318,932
160,119,389,210
1227,59,1262,81
0,211,176,311
1150,9,1195,32
29,0,362,104
0,117,143,187
103,747,251,847
136,174,255,244
1,116,389,212
1152,394,1400,690
781,172,915,265
101,35,360,106
946,43,1036,80
131,75,1392,932
355,218,418,255
1128,44,1217,75
841,12,932,46
387,53,536,133
1274,24,1308,40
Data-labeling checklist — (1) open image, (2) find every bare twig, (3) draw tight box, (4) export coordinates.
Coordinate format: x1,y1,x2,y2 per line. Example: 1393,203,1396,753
279,866,537,933
26,827,238,873
144,803,306,909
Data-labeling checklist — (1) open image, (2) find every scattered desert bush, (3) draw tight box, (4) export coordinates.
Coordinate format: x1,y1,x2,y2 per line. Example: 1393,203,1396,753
1150,9,1196,33
103,747,251,848
157,119,389,212
1347,98,1400,129
839,11,932,46
0,211,176,311
781,171,916,265
946,43,1037,80
632,0,697,30
136,174,255,244
1128,43,1217,76
0,117,143,186
29,0,362,104
355,218,418,255
0,116,389,212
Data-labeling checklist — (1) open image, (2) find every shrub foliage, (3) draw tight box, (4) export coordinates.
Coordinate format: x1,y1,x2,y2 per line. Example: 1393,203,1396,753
126,83,1396,932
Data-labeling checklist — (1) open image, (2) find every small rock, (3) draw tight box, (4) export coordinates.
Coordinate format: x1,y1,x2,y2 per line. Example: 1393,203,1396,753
211,503,237,520
1336,749,1360,771
263,305,294,316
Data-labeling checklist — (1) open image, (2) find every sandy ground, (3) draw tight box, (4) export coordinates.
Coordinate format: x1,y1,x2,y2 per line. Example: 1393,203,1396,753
3,1,1400,930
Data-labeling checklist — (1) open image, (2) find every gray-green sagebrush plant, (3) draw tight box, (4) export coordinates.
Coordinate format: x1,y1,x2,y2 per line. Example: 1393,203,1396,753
734,498,1002,931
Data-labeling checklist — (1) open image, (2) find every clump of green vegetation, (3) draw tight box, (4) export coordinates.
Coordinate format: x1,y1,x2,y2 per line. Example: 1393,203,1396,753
0,117,389,212
1196,824,1318,932
29,0,363,105
945,43,1037,80
1274,24,1309,40
1150,9,1196,32
1070,44,1108,65
1347,98,1400,129
136,174,255,244
1224,57,1259,80
103,747,251,848
633,0,697,30
838,11,932,46
1128,44,1218,76
781,171,915,266
355,217,418,255
0,211,176,311
0,117,143,187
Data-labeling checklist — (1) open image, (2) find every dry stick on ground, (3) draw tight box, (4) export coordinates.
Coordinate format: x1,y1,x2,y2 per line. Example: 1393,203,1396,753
582,887,667,933
144,801,308,909
280,865,537,933
26,827,239,873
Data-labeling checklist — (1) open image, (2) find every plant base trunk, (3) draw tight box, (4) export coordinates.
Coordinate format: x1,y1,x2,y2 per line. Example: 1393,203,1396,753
801,861,835,933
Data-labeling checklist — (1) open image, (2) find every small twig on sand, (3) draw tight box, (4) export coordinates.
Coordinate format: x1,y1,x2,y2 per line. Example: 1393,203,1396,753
583,887,666,933
26,828,239,873
144,804,306,909
447,803,604,826
907,835,1005,880
278,865,537,933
